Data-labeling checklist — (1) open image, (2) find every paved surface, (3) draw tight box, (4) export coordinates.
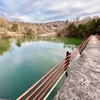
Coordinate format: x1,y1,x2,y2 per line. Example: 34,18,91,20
54,36,100,100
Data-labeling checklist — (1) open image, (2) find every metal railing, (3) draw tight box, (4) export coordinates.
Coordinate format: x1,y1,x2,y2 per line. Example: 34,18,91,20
95,34,100,40
17,35,92,100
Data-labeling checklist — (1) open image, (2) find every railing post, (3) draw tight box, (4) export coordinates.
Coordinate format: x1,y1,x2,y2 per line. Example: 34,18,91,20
64,51,70,77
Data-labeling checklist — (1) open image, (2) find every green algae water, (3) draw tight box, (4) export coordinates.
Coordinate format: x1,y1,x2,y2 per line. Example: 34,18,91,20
0,35,82,100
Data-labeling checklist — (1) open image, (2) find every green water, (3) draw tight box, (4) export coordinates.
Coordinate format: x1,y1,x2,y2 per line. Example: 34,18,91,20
0,35,82,100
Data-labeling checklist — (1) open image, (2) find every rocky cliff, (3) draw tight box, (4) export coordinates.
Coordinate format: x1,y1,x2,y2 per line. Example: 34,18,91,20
0,17,66,38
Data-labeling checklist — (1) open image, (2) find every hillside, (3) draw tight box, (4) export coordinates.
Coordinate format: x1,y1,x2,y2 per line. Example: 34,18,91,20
56,16,100,38
0,17,66,38
0,16,100,39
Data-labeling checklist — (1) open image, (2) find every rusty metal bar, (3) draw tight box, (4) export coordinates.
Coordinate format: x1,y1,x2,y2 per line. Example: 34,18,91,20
36,68,64,100
43,70,66,100
17,59,65,100
64,51,70,76
70,49,79,57
70,50,79,63
95,34,100,40
29,67,64,100
17,35,92,100
26,63,64,99
77,35,92,53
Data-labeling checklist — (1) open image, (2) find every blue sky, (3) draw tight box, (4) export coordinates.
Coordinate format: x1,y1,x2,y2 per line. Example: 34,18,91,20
0,0,100,23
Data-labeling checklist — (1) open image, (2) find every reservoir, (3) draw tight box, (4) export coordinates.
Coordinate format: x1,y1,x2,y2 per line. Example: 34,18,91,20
0,35,82,100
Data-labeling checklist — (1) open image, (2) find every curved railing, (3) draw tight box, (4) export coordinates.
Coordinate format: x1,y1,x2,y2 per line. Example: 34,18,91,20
17,35,92,100
95,34,100,40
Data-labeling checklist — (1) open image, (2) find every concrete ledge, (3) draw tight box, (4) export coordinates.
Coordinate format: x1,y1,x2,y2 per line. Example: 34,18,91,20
54,36,100,100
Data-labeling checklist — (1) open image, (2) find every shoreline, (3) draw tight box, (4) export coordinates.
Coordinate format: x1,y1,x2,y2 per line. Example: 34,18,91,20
0,32,56,39
0,31,24,39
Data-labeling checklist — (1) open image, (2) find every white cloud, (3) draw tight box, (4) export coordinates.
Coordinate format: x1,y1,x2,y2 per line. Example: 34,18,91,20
37,11,42,15
4,13,36,22
0,0,100,23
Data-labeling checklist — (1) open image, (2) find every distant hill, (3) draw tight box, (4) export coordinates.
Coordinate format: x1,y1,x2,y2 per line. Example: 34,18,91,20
0,17,66,38
0,16,100,39
56,16,100,38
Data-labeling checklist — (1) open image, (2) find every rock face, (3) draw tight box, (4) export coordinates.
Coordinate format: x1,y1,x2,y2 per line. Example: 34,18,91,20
54,36,100,100
0,17,66,38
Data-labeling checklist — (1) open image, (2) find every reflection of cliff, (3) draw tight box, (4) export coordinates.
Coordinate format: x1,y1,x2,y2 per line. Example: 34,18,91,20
0,35,82,55
56,37,83,46
15,35,57,47
15,35,82,48
0,39,11,55
15,40,21,47
63,44,76,50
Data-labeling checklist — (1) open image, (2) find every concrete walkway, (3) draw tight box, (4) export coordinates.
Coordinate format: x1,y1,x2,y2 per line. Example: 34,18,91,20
54,36,100,100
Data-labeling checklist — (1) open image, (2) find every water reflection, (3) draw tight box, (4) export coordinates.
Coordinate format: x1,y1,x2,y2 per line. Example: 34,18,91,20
15,40,21,47
0,35,82,100
14,35,80,49
0,39,11,55
0,35,82,56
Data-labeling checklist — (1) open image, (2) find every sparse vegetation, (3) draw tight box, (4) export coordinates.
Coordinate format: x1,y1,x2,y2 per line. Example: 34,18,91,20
57,16,100,38
12,23,18,32
27,28,33,34
0,16,100,39
0,38,11,55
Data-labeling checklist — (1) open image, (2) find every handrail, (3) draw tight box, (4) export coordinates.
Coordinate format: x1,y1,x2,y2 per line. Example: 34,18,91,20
17,59,65,100
17,35,92,100
95,34,100,40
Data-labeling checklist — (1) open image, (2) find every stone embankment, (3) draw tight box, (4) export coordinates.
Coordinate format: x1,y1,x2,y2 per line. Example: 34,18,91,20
54,36,100,100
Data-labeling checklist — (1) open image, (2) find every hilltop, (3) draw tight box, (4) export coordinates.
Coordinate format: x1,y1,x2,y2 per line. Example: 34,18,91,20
0,16,100,39
0,17,66,38
57,16,100,38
